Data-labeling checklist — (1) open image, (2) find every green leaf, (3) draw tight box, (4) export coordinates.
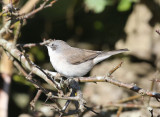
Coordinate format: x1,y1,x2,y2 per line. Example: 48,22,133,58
117,0,132,12
84,0,108,13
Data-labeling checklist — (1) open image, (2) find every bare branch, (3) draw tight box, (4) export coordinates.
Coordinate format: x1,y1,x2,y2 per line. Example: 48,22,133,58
13,21,22,45
0,38,56,88
75,76,160,100
16,39,53,48
117,95,141,103
12,57,62,109
101,103,160,109
19,0,41,15
30,90,42,111
18,0,57,20
117,107,123,117
0,21,11,37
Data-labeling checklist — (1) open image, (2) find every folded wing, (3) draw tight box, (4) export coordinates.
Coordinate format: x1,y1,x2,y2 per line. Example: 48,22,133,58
64,48,101,65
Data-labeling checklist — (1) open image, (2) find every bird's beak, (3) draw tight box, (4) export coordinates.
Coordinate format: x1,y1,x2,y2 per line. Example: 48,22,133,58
45,43,49,47
43,39,54,47
43,42,49,47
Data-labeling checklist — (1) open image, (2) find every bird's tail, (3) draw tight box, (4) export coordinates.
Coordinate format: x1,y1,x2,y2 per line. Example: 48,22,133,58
93,49,128,64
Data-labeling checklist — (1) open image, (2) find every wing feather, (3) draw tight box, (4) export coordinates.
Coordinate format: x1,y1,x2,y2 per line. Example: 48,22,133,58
63,48,101,65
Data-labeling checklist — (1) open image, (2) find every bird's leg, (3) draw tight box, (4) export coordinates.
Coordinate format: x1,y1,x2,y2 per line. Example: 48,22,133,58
69,79,86,112
60,78,79,115
62,89,75,111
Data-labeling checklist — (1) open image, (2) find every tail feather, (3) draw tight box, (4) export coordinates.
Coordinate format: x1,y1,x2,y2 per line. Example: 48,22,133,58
93,49,128,64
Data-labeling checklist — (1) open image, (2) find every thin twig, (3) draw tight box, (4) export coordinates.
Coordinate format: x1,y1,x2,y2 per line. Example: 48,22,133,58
107,61,123,77
117,107,123,117
148,71,159,105
102,103,160,109
117,95,141,103
0,21,11,37
19,0,41,15
18,0,57,20
50,94,79,101
16,39,53,48
156,30,160,35
30,90,42,111
148,107,153,117
84,105,99,115
13,21,22,45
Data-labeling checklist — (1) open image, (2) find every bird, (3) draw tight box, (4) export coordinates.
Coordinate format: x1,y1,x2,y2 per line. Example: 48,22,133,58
46,40,128,78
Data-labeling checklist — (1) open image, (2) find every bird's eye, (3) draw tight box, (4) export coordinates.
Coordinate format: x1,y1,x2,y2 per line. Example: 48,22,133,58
51,44,57,50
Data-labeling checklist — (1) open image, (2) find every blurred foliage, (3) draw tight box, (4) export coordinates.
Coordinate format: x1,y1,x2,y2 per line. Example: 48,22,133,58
84,0,137,13
93,21,104,31
13,75,35,88
12,93,30,108
84,0,113,13
29,47,45,62
117,0,132,11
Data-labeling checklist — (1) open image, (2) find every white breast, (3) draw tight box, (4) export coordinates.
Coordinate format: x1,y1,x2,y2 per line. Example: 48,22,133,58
47,47,93,77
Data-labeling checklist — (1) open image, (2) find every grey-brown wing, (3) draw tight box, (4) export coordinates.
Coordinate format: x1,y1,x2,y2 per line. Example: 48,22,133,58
64,48,101,65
